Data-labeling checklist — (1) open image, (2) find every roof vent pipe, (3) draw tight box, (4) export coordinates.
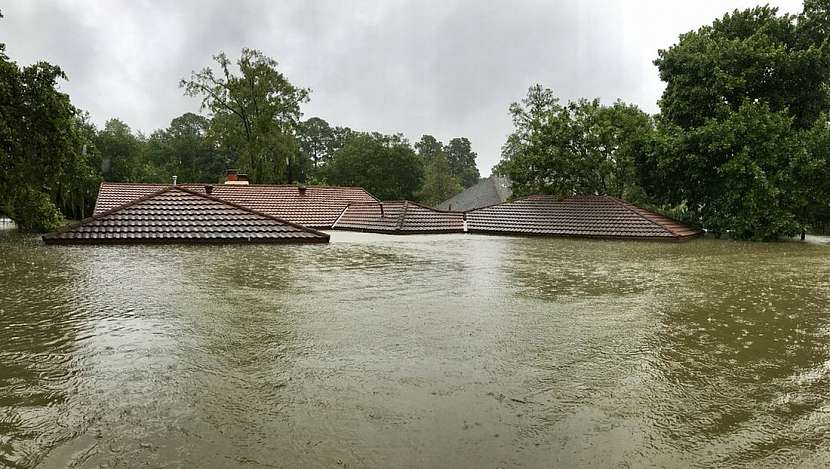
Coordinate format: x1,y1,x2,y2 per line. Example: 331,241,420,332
172,175,177,186
205,185,213,195
298,185,307,195
380,203,384,217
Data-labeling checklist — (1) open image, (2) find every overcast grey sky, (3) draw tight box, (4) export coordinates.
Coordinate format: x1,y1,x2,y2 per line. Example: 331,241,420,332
1,0,803,176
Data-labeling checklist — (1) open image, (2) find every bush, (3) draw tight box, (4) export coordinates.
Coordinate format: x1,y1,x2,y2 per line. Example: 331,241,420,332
6,187,64,233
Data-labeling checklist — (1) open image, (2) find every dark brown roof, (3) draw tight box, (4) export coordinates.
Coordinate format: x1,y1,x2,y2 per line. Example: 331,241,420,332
332,201,465,234
466,195,702,241
94,182,378,228
44,186,330,245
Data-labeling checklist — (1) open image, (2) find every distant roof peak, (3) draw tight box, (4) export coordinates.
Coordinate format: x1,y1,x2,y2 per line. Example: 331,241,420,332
437,176,513,211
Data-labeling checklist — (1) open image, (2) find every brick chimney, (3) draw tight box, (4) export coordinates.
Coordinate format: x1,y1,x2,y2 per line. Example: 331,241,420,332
224,169,249,185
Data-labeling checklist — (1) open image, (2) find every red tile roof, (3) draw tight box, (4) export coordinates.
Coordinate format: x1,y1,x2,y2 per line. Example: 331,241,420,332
332,201,464,234
466,195,702,241
44,186,330,244
94,182,378,228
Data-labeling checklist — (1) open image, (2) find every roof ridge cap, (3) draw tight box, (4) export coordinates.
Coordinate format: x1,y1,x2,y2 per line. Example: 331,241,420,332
331,204,350,229
606,196,679,238
395,201,409,231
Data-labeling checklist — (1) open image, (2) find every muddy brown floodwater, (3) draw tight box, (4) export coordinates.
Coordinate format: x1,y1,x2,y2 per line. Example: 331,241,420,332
1,227,830,468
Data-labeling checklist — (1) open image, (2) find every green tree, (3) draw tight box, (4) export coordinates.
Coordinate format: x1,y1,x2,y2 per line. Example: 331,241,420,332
415,135,444,164
799,115,830,234
326,132,423,200
0,23,97,231
145,113,223,183
444,137,480,188
640,4,830,240
95,118,147,182
181,48,309,184
297,117,334,169
640,102,813,241
296,117,353,183
417,152,462,207
655,6,829,130
54,112,101,220
495,85,653,200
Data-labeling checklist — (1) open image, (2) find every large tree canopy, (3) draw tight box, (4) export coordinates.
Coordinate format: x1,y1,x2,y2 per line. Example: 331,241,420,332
326,132,424,200
95,118,146,182
0,30,98,231
145,113,223,184
415,135,480,191
418,151,462,207
444,137,480,188
296,117,354,183
495,85,653,200
181,48,309,184
639,4,830,240
655,5,830,130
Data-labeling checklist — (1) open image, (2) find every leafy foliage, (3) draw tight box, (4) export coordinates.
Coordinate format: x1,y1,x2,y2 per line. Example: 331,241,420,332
326,132,424,200
145,113,224,183
181,48,309,183
655,6,829,130
641,4,830,240
0,33,98,231
296,117,354,183
95,119,147,182
418,152,462,207
639,102,813,240
495,85,653,201
444,137,480,188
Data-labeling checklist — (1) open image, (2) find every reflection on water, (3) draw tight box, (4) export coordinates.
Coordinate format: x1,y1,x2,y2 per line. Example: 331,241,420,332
1,230,829,468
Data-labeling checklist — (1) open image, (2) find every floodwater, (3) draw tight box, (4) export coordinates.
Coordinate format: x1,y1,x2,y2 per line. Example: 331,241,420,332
1,227,829,468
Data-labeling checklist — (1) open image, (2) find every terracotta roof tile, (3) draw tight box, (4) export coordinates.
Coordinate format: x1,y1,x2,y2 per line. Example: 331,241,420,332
466,195,702,241
93,182,378,228
45,186,329,245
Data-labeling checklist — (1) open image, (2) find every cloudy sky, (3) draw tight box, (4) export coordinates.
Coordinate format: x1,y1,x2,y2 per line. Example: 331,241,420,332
1,0,802,176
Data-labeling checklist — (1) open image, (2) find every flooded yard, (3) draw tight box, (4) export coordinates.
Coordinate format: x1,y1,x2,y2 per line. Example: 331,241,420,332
1,228,830,468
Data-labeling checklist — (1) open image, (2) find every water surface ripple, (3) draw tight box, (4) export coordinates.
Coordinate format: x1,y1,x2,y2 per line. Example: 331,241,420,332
1,229,829,467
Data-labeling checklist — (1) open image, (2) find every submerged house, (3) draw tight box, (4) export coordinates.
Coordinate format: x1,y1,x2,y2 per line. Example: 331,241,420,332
93,170,378,229
328,195,701,241
43,185,329,245
466,195,701,241
45,170,701,244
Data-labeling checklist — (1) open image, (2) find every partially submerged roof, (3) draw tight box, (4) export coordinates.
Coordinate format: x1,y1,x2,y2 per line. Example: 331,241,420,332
466,195,702,241
94,182,378,228
436,176,512,211
332,201,464,234
44,186,329,245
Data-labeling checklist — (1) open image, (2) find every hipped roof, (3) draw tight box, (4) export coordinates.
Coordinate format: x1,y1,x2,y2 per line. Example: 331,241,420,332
466,195,702,241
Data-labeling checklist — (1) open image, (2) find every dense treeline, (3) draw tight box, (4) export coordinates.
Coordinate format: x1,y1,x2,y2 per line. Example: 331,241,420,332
496,2,830,240
1,36,481,231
